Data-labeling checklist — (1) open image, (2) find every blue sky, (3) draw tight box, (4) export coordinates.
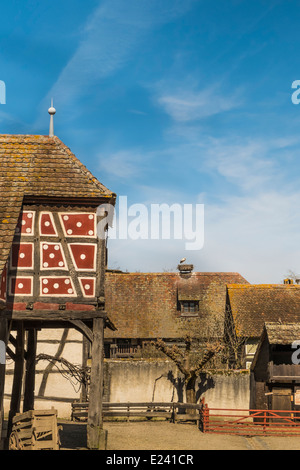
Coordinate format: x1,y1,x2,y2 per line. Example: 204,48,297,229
1,0,300,282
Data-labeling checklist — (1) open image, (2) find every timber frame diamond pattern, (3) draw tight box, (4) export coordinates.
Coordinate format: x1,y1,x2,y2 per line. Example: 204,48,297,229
0,134,116,450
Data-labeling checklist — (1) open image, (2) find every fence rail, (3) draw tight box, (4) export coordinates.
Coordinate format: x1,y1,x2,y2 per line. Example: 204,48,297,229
201,402,300,436
71,401,202,424
72,400,300,436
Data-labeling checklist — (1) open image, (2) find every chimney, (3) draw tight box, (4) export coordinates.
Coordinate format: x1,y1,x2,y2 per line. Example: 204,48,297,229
177,263,194,274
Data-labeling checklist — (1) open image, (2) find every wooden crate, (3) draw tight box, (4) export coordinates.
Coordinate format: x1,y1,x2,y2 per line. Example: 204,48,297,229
9,409,61,450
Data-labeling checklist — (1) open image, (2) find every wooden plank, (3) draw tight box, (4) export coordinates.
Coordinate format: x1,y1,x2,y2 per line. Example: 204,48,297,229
7,322,25,437
69,320,93,343
10,409,60,450
81,337,89,402
87,317,105,450
23,329,37,412
0,319,8,446
2,310,107,321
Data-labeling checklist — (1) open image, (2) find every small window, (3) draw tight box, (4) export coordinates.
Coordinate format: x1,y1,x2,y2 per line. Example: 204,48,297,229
180,300,199,316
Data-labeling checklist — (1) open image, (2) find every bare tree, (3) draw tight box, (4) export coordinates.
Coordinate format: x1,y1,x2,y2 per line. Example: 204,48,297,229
224,304,249,369
152,335,224,404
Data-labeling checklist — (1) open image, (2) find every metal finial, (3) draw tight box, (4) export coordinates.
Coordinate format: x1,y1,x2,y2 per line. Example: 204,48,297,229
48,99,56,137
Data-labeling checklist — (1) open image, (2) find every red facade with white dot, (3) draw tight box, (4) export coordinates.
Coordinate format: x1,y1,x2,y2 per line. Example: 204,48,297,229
6,209,99,305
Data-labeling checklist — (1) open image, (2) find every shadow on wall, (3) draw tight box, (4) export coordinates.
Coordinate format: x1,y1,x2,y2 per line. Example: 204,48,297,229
196,373,215,402
153,371,215,403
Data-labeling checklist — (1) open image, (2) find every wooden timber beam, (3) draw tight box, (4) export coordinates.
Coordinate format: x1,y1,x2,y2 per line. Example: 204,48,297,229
6,346,15,361
23,329,37,413
69,320,93,343
0,319,9,447
8,334,27,360
1,310,107,321
87,317,107,450
7,322,25,438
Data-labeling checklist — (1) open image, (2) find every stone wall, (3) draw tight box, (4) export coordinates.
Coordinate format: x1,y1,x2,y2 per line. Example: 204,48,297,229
104,359,250,410
4,339,250,419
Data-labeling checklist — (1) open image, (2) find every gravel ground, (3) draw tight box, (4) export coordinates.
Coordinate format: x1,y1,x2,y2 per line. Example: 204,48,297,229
58,421,300,451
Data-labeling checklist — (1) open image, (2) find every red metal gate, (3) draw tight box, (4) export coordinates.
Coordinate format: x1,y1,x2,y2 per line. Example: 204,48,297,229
200,401,300,436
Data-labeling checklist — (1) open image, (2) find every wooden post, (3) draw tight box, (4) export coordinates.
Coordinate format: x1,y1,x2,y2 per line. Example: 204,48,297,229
7,322,25,437
87,317,107,450
0,319,8,447
81,336,89,402
23,329,37,412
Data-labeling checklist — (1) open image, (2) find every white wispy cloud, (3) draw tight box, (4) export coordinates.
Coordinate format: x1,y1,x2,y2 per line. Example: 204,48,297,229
98,149,146,179
106,133,300,283
155,82,242,122
35,0,196,123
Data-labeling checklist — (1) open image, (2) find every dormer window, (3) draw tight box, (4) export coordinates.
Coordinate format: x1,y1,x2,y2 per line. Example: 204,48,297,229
180,300,199,316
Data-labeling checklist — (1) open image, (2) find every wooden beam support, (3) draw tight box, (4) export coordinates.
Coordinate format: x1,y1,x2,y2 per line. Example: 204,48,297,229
69,320,93,343
2,310,107,321
7,322,25,438
0,319,8,448
23,329,37,413
87,317,107,450
81,336,89,403
6,346,15,361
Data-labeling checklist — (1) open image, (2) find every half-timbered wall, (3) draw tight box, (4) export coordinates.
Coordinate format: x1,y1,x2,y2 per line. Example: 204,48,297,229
4,204,104,310
3,328,84,419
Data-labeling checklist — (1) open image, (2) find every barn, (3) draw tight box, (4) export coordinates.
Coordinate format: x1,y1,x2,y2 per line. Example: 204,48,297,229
250,322,300,411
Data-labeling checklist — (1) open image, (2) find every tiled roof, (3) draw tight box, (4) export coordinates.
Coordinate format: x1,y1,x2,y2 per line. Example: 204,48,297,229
264,322,300,345
227,284,300,337
104,271,249,339
0,134,115,278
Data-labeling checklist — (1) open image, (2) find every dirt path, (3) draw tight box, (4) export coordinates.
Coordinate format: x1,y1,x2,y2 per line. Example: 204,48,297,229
58,421,300,451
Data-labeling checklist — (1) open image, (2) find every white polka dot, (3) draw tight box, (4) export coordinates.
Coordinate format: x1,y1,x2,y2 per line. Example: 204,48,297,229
43,262,49,268
54,245,60,251
54,283,59,289
67,229,73,235
18,283,23,289
43,288,49,294
89,215,94,220
43,279,48,285
58,261,64,267
27,213,33,219
49,253,55,259
88,230,94,236
76,222,82,228
43,245,48,250
63,216,69,221
45,221,50,227
68,288,73,294
85,284,90,290
64,279,70,285
26,228,31,233
80,254,86,260
20,253,25,259
21,220,26,226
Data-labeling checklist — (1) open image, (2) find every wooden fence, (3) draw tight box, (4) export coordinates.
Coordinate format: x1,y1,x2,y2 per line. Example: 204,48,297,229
201,401,300,436
72,400,300,436
71,401,202,425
